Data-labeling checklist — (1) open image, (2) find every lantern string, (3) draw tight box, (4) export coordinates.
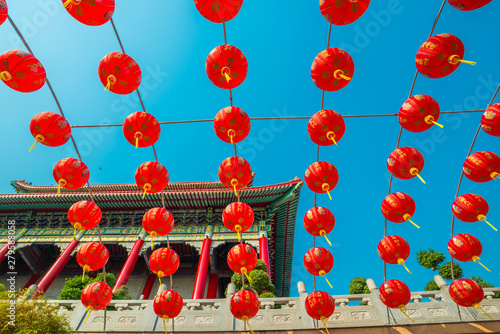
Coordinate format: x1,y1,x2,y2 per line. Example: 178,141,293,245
324,276,333,289
29,140,39,152
407,219,420,229
475,260,491,273
84,309,92,324
401,263,412,275
245,321,255,334
479,306,494,321
483,220,497,231
401,309,415,322
152,144,158,162
223,22,228,45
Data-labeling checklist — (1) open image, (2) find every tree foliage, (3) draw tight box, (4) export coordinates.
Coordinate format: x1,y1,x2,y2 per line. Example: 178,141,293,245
0,290,72,333
349,277,370,294
58,272,118,301
416,249,445,271
424,280,440,291
230,260,275,297
471,276,500,298
438,261,463,280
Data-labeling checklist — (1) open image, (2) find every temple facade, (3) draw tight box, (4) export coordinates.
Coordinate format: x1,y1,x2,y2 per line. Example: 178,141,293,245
0,177,302,300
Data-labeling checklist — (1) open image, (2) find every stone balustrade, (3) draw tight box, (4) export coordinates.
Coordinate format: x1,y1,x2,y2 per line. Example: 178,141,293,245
37,275,500,332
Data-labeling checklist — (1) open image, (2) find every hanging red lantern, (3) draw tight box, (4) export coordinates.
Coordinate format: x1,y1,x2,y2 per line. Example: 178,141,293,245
379,279,413,321
311,48,354,92
416,34,475,79
463,151,500,183
227,244,258,282
206,45,248,90
305,291,335,334
481,103,500,137
320,0,370,25
307,109,346,146
377,235,412,274
154,290,184,334
218,156,252,196
194,0,243,23
149,248,180,285
98,52,141,94
230,290,259,334
381,192,419,229
135,161,169,199
448,233,490,272
53,158,90,195
62,0,114,26
0,0,8,26
304,161,339,200
29,112,72,152
399,94,443,132
448,0,492,11
449,279,493,319
452,193,495,231
303,247,334,288
222,202,254,241
387,147,426,184
68,201,102,238
143,208,175,250
77,242,109,282
123,112,161,148
0,50,46,93
81,282,113,323
213,106,251,144
303,207,335,246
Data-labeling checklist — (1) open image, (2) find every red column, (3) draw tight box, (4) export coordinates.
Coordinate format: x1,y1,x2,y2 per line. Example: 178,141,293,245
259,230,272,280
0,242,13,264
31,240,80,299
113,237,145,293
140,274,157,299
192,227,213,299
206,273,219,299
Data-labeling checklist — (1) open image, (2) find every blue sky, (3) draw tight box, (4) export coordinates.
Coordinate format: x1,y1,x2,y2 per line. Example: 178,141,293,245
1,0,499,297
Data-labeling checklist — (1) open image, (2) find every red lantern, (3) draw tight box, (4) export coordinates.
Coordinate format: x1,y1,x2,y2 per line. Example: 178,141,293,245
387,147,425,184
303,247,334,288
307,109,346,146
154,290,184,334
0,50,46,92
149,248,180,285
68,201,102,238
98,52,141,94
62,0,114,26
379,279,413,321
399,95,443,132
194,0,243,23
29,112,72,151
320,0,370,25
448,233,490,272
448,0,492,11
222,202,254,241
230,290,259,331
213,106,251,144
304,161,339,200
123,112,161,148
449,279,493,319
53,158,90,194
452,193,495,230
227,244,258,282
481,103,500,137
206,45,248,90
135,161,169,199
377,235,412,274
303,207,335,246
416,34,475,79
0,0,8,26
218,156,252,196
305,291,335,333
463,151,500,183
311,48,354,92
77,242,109,281
143,208,175,250
381,192,419,229
81,282,113,323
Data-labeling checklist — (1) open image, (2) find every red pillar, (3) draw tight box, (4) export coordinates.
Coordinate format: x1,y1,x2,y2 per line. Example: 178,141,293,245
113,237,145,293
206,273,219,299
140,274,157,299
259,230,272,280
0,242,13,264
31,240,80,299
192,227,213,299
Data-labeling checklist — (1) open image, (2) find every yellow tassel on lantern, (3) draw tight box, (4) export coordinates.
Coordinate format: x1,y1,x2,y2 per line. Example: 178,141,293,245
84,306,93,324
142,183,151,199
326,131,338,146
73,228,78,240
478,214,497,231
474,303,494,320
459,59,476,65
410,168,425,184
334,69,351,81
158,271,164,286
150,232,157,251
320,230,332,246
399,305,414,322
82,264,90,282
235,225,242,242
57,179,66,195
472,256,491,272
135,137,139,148
162,315,169,334
320,316,330,334
424,115,444,128
29,134,44,152
221,67,231,82
245,321,255,334
0,71,12,81
241,268,252,283
62,0,76,8
105,75,116,91
403,213,420,229
231,179,239,197
322,183,332,200
398,258,412,274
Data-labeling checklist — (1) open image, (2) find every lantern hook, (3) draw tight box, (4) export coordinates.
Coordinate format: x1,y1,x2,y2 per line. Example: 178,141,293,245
0,71,12,81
